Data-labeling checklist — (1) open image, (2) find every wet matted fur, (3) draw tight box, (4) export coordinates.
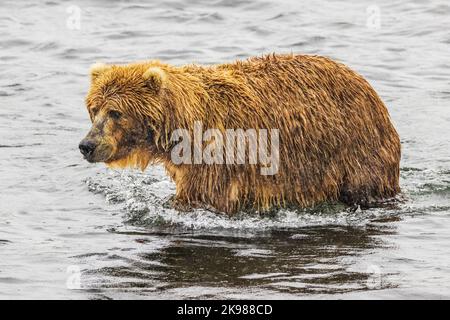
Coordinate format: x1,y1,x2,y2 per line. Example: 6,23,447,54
82,54,401,214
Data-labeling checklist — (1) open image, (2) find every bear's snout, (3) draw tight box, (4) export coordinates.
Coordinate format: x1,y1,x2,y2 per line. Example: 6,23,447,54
79,140,96,159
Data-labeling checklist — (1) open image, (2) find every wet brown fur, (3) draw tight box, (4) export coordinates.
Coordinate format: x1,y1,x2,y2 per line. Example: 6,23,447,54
84,54,401,214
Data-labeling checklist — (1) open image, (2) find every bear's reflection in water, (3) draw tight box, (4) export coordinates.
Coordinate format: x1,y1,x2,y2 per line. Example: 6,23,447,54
83,220,399,298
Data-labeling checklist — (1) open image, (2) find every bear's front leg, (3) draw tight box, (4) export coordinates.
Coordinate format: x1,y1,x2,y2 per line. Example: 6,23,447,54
170,168,242,215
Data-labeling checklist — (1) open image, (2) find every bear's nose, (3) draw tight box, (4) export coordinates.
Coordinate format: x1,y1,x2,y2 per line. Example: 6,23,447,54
79,140,96,157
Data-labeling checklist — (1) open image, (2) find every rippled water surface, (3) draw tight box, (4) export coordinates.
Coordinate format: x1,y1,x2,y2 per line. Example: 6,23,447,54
1,0,449,299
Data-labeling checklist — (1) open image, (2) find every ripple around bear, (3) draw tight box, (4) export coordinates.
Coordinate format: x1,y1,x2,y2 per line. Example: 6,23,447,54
79,53,401,214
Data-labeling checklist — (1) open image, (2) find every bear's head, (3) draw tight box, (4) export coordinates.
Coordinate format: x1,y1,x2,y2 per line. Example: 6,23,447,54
79,62,171,170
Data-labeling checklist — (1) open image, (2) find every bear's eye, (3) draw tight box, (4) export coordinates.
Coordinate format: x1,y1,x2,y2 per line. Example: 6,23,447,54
109,110,122,120
90,107,99,119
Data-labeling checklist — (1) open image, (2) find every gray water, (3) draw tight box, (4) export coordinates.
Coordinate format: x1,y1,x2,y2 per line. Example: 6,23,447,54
0,0,449,299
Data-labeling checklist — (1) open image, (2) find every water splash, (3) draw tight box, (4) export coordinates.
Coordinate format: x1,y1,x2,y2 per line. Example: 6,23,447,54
85,165,411,231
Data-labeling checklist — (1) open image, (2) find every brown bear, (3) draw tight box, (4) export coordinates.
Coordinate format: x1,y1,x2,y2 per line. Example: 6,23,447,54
79,54,401,214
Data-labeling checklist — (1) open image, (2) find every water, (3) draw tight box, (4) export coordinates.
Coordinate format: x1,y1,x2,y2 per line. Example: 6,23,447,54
0,0,449,299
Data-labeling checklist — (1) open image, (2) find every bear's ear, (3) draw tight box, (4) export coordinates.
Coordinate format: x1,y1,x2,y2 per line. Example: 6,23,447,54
143,67,166,93
90,62,111,82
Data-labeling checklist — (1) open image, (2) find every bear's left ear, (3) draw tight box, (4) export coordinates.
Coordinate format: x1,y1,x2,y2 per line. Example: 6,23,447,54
143,67,166,93
90,62,111,83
